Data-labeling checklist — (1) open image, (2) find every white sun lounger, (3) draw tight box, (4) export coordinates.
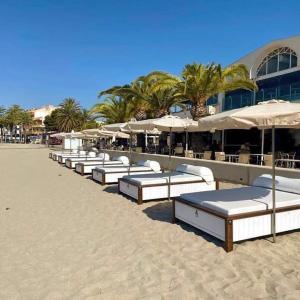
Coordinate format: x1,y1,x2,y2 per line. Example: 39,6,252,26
49,149,78,159
52,149,80,160
65,153,110,168
57,151,95,164
173,174,300,252
92,160,161,185
75,156,130,175
118,164,216,204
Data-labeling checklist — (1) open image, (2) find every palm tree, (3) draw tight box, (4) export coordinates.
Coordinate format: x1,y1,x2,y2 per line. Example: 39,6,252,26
99,74,185,120
0,106,6,142
78,109,98,130
56,98,82,132
21,111,34,143
151,63,258,120
100,82,149,120
91,95,132,124
5,105,24,142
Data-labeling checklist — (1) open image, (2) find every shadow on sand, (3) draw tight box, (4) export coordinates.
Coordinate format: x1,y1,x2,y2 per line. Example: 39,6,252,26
143,201,224,249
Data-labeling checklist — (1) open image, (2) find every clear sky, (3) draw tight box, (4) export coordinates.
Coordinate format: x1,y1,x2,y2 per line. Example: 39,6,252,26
0,0,299,109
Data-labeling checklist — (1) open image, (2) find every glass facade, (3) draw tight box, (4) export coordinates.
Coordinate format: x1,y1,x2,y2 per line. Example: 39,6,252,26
224,70,300,111
257,47,297,77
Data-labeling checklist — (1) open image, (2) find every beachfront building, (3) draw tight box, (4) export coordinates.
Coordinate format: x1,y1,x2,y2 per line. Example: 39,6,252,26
27,104,57,135
220,36,300,111
171,36,300,154
218,36,300,152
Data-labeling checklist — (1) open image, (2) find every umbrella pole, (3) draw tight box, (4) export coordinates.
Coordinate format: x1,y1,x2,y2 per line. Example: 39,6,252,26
102,138,106,167
261,129,265,166
128,132,132,175
221,130,225,152
168,127,172,201
185,130,188,152
271,126,276,243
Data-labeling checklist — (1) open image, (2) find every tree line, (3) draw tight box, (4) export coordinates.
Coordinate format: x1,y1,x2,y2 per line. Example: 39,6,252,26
1,62,258,136
91,62,258,123
0,104,34,142
0,98,99,142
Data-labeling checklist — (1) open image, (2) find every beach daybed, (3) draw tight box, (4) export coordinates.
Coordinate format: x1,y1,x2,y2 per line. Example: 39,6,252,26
57,151,91,164
52,149,80,161
75,156,130,175
173,174,300,252
49,149,77,159
118,164,216,204
92,160,161,185
65,153,109,168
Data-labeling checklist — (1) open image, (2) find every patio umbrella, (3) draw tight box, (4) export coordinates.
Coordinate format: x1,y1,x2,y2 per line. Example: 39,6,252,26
83,128,129,166
198,99,300,242
127,115,199,200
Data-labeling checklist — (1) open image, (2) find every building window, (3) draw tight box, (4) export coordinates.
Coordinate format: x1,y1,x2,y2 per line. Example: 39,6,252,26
256,47,297,77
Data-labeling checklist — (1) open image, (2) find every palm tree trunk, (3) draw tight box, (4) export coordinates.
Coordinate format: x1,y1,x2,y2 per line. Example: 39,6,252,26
190,101,207,120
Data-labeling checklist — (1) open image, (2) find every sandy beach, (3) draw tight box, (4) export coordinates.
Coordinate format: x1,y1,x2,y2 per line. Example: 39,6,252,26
0,146,300,299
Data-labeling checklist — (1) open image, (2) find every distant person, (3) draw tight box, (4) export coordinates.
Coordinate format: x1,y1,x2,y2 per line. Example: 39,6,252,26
238,142,251,154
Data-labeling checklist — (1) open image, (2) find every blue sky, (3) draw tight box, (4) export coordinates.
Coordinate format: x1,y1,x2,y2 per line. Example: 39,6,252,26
0,0,300,109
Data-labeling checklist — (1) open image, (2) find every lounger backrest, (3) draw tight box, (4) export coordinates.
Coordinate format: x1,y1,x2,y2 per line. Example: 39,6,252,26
175,164,214,182
253,174,300,195
143,160,161,172
97,153,110,160
71,149,78,154
88,152,96,157
79,150,86,155
112,156,129,165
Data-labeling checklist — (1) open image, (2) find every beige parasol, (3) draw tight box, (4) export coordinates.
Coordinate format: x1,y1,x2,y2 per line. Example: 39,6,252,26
127,115,199,200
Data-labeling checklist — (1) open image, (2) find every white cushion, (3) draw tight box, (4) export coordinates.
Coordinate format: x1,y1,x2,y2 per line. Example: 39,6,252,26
253,174,300,195
143,160,161,172
123,171,205,186
97,153,110,160
181,186,300,216
71,149,78,154
175,164,214,182
112,156,129,165
88,152,96,157
79,150,86,155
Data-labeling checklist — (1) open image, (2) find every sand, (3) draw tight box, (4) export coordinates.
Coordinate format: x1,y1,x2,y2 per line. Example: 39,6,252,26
0,145,300,299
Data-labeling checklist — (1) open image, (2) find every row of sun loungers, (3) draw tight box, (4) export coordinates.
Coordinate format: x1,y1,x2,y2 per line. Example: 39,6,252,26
49,149,300,252
92,160,161,185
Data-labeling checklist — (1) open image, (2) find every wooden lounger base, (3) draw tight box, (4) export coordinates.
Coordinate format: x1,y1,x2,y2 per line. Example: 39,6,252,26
173,198,300,252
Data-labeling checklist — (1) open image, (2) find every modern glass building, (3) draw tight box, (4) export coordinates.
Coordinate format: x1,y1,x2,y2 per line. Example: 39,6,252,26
172,37,300,154
221,36,300,111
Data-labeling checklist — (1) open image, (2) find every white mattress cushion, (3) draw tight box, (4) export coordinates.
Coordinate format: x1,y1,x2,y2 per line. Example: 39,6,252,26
111,156,129,164
175,164,214,182
122,171,206,186
253,174,300,195
79,150,86,155
88,151,96,157
71,149,78,154
97,153,110,160
180,186,300,216
143,160,161,172
95,166,151,173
